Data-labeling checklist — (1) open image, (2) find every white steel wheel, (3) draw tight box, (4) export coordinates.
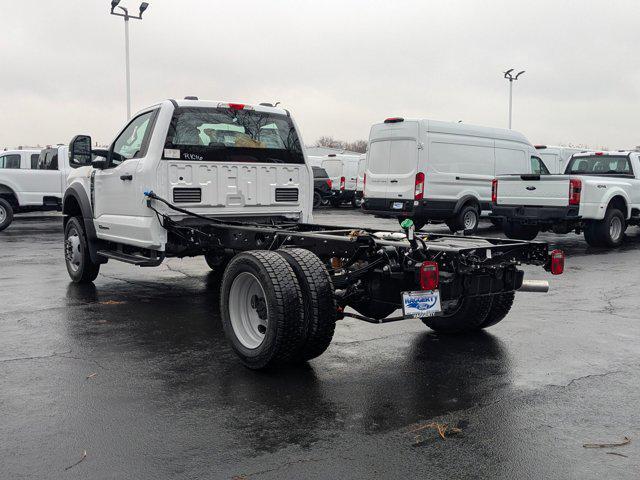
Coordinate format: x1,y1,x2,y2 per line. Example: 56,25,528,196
228,272,269,349
65,226,83,273
0,204,6,225
609,216,623,243
463,209,478,230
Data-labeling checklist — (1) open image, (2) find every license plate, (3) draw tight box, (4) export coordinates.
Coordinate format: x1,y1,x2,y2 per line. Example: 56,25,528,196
392,202,403,210
402,290,442,318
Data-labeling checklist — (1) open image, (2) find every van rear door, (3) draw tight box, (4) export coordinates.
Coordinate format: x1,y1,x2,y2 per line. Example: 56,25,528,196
365,121,419,200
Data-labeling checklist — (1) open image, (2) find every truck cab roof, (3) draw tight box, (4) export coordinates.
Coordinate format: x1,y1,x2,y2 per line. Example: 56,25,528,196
148,99,290,117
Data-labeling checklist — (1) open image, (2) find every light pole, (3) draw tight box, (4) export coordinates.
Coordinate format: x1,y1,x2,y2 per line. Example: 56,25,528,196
503,68,525,129
110,1,150,119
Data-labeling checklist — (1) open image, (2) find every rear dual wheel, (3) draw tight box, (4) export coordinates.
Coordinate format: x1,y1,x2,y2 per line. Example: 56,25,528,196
584,208,625,248
220,249,336,369
421,291,515,334
502,222,539,241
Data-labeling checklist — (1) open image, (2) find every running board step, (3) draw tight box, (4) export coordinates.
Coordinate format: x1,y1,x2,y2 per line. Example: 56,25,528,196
97,250,164,267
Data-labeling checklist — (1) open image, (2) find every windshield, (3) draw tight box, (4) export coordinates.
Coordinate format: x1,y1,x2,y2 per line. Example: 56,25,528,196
565,155,632,175
164,107,304,164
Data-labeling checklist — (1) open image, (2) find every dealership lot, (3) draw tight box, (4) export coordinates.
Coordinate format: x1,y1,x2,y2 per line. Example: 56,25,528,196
1,210,639,479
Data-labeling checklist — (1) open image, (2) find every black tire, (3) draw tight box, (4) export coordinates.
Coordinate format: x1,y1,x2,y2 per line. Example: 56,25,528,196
64,216,100,283
220,251,305,369
449,204,479,233
204,250,232,271
313,191,322,208
397,217,426,231
350,300,399,320
421,295,493,334
277,248,337,361
477,292,515,329
503,222,539,241
583,208,625,248
0,198,14,232
351,196,358,208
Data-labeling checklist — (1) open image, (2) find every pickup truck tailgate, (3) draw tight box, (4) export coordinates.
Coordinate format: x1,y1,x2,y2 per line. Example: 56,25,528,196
496,175,570,207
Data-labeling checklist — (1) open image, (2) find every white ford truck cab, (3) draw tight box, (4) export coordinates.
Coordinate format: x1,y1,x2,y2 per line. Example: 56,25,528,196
492,151,640,247
0,146,74,231
63,98,313,280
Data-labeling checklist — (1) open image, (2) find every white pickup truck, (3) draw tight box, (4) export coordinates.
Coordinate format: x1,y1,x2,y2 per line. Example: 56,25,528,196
0,145,73,231
492,151,640,247
61,97,563,369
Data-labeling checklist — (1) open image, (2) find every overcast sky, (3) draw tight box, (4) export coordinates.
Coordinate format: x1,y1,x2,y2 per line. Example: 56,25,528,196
1,0,639,149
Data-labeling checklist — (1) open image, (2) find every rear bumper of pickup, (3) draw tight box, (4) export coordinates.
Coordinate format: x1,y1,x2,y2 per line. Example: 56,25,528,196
491,204,580,224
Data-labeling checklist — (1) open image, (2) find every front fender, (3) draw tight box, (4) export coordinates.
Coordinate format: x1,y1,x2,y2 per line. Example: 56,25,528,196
63,182,104,264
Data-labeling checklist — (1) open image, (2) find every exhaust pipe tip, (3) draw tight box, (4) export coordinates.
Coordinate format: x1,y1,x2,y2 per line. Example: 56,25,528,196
518,279,550,293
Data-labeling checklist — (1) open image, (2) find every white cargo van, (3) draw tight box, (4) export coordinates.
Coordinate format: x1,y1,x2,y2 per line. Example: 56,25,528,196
362,117,543,232
311,153,360,207
535,145,582,174
354,154,366,206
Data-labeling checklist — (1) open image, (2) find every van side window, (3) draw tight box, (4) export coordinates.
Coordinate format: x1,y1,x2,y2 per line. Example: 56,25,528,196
531,156,550,175
0,154,21,169
110,110,156,167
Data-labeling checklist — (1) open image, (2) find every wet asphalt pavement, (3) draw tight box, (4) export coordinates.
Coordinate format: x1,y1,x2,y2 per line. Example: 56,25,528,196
1,210,639,479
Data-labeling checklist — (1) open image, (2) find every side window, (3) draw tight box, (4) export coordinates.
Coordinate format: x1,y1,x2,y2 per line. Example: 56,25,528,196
531,156,550,175
110,111,156,167
0,154,21,169
31,154,39,169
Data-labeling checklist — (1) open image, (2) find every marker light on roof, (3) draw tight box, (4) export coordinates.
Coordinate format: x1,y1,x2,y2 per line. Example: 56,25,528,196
218,103,254,111
384,117,404,123
595,152,604,156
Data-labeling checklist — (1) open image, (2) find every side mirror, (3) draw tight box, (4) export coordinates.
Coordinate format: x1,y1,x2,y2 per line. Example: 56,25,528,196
69,135,93,168
91,149,109,170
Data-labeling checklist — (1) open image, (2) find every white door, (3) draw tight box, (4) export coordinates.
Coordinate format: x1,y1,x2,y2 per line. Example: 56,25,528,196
365,140,418,199
94,109,157,246
343,159,359,191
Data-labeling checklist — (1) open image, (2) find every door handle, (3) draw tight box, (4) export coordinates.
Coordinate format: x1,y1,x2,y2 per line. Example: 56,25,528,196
390,179,398,183
120,174,133,181
455,176,461,180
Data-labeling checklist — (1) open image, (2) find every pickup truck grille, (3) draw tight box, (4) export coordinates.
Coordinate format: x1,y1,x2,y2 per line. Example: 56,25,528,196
173,188,202,203
275,188,299,202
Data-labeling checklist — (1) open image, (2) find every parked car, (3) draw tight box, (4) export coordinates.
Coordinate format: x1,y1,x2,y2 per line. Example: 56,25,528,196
492,150,640,246
312,166,333,207
535,145,583,174
61,97,563,369
0,146,76,231
362,117,545,232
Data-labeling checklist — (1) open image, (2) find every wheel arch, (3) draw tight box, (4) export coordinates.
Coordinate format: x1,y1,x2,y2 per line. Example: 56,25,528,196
0,183,20,207
453,194,481,215
606,193,629,219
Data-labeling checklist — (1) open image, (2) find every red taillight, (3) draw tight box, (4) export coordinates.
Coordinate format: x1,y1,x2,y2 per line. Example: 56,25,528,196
569,178,582,205
550,249,565,275
492,179,498,204
228,103,245,110
414,172,425,200
326,179,332,189
384,117,404,123
419,261,439,290
340,176,346,190
595,152,604,156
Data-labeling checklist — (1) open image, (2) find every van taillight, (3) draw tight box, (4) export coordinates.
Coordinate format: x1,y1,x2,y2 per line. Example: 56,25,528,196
550,249,565,275
569,178,582,205
491,179,498,203
340,177,346,190
363,173,366,188
414,172,425,200
419,261,439,290
326,179,332,189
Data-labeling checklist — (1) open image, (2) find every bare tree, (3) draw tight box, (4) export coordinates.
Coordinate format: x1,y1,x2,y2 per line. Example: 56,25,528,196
315,137,367,153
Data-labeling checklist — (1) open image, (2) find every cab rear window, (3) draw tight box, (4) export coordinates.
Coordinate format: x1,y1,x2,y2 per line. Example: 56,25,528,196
164,107,304,164
565,155,632,175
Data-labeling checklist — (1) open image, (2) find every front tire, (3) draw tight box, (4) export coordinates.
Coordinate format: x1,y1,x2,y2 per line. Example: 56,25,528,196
0,198,14,232
584,208,625,248
220,251,305,369
64,217,100,283
277,248,337,361
421,295,493,334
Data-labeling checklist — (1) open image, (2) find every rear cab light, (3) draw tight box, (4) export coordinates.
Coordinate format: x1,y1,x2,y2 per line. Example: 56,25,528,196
419,261,439,290
569,178,582,205
549,249,565,275
414,172,425,200
217,102,254,111
491,179,498,203
384,117,404,124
